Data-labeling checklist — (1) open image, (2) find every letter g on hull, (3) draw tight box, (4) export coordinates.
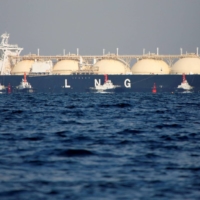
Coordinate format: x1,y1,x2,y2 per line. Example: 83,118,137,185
124,79,131,88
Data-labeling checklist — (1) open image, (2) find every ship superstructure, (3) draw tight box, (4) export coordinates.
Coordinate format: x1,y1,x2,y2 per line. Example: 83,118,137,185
0,33,23,75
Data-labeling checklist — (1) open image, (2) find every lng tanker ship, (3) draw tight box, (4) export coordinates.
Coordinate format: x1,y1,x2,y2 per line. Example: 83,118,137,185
0,33,200,93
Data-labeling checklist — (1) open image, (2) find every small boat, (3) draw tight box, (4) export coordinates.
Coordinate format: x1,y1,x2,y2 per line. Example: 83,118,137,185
177,73,193,92
90,74,120,92
16,73,34,93
0,83,6,94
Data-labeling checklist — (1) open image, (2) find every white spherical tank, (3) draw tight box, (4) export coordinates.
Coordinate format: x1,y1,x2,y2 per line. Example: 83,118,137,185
94,59,130,74
11,60,34,75
171,57,200,74
131,59,170,74
53,60,79,75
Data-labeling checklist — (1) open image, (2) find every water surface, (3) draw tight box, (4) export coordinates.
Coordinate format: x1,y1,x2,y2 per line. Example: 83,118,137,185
0,93,200,199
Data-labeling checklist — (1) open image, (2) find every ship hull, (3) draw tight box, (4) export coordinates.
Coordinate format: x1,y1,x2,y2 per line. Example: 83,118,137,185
15,88,35,93
0,74,199,93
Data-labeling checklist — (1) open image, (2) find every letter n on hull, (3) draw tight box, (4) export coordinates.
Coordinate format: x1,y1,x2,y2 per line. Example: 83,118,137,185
95,79,101,86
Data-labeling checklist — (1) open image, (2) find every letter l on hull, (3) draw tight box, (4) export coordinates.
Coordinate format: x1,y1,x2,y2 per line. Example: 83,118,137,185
65,79,71,88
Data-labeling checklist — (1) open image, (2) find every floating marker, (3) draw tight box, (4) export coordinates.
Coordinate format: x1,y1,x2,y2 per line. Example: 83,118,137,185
7,83,11,93
152,83,157,93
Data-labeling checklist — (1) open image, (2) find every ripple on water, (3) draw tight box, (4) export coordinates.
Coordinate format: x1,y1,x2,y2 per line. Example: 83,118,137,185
0,93,200,199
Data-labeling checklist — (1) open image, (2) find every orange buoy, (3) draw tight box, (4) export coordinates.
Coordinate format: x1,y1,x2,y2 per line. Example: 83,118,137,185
152,83,157,93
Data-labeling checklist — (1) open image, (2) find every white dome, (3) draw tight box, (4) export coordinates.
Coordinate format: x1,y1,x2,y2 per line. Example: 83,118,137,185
131,59,170,74
94,59,130,74
171,57,200,74
11,60,34,75
53,60,79,75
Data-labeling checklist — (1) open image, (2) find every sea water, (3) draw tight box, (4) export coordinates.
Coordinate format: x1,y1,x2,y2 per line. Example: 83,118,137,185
0,93,200,200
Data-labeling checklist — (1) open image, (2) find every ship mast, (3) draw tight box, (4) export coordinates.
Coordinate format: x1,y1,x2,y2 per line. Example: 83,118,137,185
0,33,23,75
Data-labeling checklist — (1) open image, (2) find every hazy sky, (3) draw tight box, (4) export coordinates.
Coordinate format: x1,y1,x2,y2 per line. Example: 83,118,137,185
1,0,200,56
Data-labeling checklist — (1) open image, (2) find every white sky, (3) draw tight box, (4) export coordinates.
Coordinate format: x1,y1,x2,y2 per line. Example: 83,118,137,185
0,0,200,55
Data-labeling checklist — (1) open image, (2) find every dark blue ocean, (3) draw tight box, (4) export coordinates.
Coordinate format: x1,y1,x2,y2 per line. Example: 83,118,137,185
0,93,200,200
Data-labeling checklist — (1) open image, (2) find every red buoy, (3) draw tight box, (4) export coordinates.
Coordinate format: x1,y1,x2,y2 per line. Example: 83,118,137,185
104,74,108,83
7,83,11,93
152,83,157,93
